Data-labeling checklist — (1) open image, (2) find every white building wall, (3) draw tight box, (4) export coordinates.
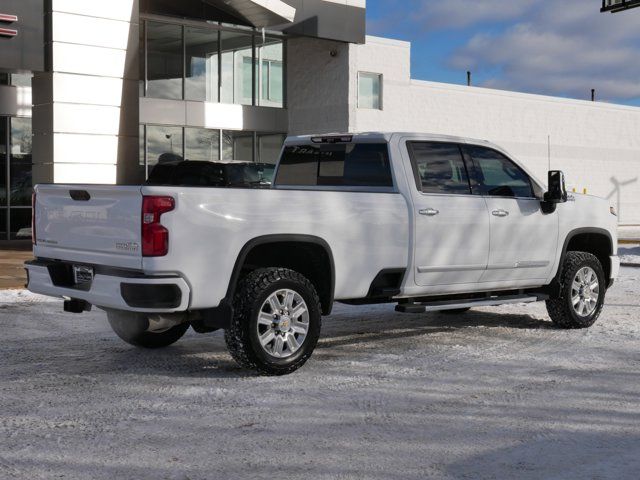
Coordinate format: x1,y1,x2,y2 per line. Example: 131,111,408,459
349,36,640,226
287,37,352,135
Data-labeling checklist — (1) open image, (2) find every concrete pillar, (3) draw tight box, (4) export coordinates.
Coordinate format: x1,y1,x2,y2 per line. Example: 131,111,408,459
33,0,142,185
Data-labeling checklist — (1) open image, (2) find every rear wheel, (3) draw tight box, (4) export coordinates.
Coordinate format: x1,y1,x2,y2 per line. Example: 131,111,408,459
546,251,606,329
106,310,190,348
225,268,322,376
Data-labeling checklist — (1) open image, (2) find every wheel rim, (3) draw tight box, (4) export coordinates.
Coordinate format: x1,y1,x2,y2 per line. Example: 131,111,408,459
256,289,309,359
571,266,600,317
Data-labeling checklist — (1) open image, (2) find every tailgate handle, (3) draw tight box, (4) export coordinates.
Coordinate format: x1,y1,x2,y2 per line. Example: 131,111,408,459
69,190,91,201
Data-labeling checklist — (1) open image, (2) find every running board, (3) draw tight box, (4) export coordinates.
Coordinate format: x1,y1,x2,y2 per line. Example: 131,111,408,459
395,295,541,314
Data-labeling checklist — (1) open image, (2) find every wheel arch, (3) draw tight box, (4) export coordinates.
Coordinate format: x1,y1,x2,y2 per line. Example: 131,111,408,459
227,234,336,315
558,228,614,286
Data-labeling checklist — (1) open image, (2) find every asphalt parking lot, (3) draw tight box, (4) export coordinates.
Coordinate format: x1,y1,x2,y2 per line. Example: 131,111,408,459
1,267,640,480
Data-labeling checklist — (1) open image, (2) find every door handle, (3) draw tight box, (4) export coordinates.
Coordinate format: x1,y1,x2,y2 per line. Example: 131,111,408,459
419,208,440,216
492,209,509,217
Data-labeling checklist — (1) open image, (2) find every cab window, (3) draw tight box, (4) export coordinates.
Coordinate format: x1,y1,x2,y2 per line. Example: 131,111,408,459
407,142,472,195
275,143,393,188
465,146,534,198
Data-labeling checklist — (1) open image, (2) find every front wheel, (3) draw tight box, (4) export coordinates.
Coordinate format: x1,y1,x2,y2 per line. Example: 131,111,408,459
106,310,190,348
224,268,322,375
546,251,606,329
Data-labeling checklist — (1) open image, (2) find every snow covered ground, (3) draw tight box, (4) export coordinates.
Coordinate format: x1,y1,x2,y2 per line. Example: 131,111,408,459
1,268,640,480
619,244,640,265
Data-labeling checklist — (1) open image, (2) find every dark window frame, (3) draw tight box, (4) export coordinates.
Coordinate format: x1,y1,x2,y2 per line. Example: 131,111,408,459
406,141,474,196
274,142,396,191
462,145,535,199
142,17,286,108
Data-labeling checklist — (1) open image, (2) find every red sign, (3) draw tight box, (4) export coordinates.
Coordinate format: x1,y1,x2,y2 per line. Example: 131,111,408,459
0,12,17,38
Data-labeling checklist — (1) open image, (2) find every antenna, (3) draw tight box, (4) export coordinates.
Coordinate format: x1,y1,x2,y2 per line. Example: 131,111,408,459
467,71,472,86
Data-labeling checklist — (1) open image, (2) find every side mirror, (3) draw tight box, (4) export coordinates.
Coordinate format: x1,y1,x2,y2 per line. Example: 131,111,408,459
543,170,568,204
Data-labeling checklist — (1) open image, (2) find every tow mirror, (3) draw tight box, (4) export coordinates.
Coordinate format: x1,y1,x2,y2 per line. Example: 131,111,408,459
544,170,568,204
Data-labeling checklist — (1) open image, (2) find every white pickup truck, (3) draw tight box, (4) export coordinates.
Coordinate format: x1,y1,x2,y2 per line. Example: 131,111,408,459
26,133,620,375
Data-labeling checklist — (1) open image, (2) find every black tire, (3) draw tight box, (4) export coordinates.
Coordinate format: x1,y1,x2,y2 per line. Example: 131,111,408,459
224,268,322,376
546,251,606,329
106,310,190,348
441,308,471,315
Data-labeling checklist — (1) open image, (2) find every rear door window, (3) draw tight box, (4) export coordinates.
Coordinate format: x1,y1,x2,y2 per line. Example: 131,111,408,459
407,142,472,195
275,143,393,188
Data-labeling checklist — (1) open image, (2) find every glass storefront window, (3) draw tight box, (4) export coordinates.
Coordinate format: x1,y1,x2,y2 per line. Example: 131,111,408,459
0,116,34,240
10,209,32,240
257,38,284,107
185,27,220,102
0,210,6,239
220,31,254,106
10,117,32,207
147,22,183,100
143,20,285,108
222,131,254,161
185,128,220,161
139,125,146,166
257,133,286,164
146,125,184,167
141,125,286,179
0,119,6,205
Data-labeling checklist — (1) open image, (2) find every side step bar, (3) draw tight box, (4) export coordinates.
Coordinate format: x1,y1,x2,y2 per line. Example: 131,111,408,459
395,294,542,314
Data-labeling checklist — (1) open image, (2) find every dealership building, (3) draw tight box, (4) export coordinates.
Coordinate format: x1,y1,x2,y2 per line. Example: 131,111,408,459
1,0,640,240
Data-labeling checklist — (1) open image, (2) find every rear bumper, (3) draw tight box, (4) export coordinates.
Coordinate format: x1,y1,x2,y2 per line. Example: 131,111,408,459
25,259,190,313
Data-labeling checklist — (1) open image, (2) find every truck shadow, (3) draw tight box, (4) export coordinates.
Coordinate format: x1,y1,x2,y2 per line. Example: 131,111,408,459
7,308,551,379
317,308,552,350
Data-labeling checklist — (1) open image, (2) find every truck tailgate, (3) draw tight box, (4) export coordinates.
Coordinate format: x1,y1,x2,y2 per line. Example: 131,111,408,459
34,184,143,269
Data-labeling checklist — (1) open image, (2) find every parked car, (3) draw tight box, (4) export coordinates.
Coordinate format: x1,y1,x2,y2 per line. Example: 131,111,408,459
26,133,619,375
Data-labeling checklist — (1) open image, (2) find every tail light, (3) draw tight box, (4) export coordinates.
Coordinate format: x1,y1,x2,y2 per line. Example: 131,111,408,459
31,192,36,245
142,196,175,257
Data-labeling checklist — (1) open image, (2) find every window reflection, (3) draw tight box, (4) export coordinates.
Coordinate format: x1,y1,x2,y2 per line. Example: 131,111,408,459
10,118,32,206
220,31,254,106
0,119,6,205
185,128,220,161
358,72,382,110
222,131,254,161
257,38,283,107
258,133,286,164
147,22,183,100
185,27,220,102
143,20,285,108
146,125,184,167
141,126,286,177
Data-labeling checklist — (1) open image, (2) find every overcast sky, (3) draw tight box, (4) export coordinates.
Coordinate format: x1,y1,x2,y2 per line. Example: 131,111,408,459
367,0,640,106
